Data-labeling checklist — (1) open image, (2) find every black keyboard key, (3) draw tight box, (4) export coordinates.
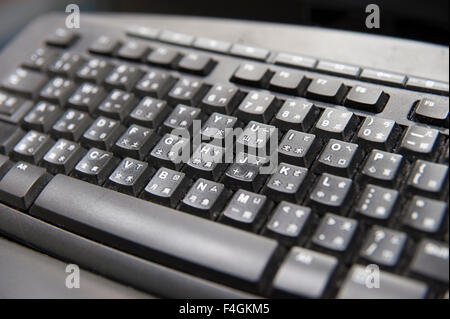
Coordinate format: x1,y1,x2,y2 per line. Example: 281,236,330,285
314,139,362,177
141,167,189,208
106,157,152,196
0,122,25,155
127,96,170,129
40,77,77,106
97,89,136,121
167,78,207,106
162,104,203,134
271,247,337,298
312,213,358,252
177,53,216,75
48,53,84,77
410,239,448,283
89,35,121,55
236,121,277,155
356,116,398,150
185,143,226,181
406,77,449,95
1,68,48,99
263,163,309,203
46,28,78,47
0,161,51,210
105,64,143,91
180,178,227,219
51,109,92,141
316,61,361,78
313,107,357,141
309,173,353,213
236,90,279,123
403,196,447,234
399,125,440,159
414,98,449,127
223,160,265,192
0,91,25,116
146,47,181,67
344,85,389,113
274,52,317,69
22,47,58,71
231,63,272,87
68,83,107,113
360,68,407,87
220,189,271,231
305,77,348,104
76,58,113,84
278,130,318,168
229,44,270,61
126,25,160,40
192,37,232,53
264,202,311,244
356,185,399,220
117,40,149,61
42,138,85,174
31,174,278,289
73,148,118,185
201,112,238,147
113,124,157,160
273,99,316,132
159,31,194,46
23,101,62,133
268,69,309,95
134,70,176,99
360,226,407,267
81,116,125,151
200,83,241,115
150,133,190,170
361,150,403,186
407,160,448,195
337,265,427,299
12,130,54,164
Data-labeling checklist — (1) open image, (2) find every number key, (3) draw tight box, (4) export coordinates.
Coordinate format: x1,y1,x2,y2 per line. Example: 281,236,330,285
356,116,398,150
313,107,358,141
236,90,279,123
273,98,316,132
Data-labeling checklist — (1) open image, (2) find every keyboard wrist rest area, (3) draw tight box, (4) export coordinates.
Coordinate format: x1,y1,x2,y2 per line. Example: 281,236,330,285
28,174,279,294
0,202,260,298
0,236,152,299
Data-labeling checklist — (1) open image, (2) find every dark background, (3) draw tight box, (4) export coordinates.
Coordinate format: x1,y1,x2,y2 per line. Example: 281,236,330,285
0,0,448,49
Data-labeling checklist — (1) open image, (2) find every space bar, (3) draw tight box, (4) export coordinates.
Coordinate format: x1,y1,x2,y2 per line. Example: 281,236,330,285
30,174,278,290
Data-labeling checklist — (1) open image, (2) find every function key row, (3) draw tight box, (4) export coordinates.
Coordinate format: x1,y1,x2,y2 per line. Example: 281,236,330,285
231,62,391,113
89,36,217,76
124,26,449,95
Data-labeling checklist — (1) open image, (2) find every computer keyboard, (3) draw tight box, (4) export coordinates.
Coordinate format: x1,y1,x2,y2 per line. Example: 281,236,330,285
0,14,448,299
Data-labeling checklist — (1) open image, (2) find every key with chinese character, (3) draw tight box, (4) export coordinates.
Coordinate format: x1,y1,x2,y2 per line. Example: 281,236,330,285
219,189,272,231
